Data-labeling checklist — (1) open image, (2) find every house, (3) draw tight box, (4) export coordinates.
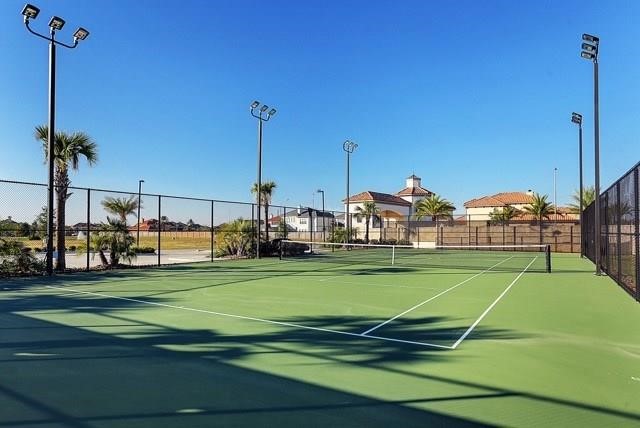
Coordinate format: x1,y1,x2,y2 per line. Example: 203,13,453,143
343,174,437,231
463,191,579,222
269,209,335,232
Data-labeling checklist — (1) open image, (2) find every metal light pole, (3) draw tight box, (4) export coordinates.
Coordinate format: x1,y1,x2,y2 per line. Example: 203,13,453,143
137,179,144,246
317,189,325,242
22,4,89,275
343,140,358,244
581,33,601,275
572,112,584,257
250,101,276,259
553,167,558,219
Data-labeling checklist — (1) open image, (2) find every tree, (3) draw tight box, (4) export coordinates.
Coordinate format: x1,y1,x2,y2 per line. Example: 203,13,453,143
91,217,136,267
36,125,98,271
567,186,596,213
354,201,380,243
522,193,554,244
415,194,455,225
251,181,277,241
489,205,520,225
101,195,139,224
215,218,254,258
30,206,49,240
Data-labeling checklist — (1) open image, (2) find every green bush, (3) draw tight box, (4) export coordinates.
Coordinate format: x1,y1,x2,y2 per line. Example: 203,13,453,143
0,238,45,275
133,246,156,254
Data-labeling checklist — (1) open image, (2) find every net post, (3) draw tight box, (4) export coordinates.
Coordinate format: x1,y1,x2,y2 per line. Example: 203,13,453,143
545,244,551,273
392,245,395,265
279,239,283,261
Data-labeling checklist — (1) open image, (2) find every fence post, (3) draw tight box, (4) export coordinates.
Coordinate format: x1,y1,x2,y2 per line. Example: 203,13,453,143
475,226,478,249
86,188,91,271
604,192,609,273
157,195,161,266
634,166,640,301
210,200,214,262
513,226,516,247
616,182,622,283
570,226,574,253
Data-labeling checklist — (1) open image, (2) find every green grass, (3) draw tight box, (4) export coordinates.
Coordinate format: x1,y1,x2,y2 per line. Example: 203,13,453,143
1,252,639,427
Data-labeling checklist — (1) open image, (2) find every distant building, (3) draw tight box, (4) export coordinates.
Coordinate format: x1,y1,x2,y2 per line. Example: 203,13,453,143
269,209,335,232
463,191,578,222
343,174,437,231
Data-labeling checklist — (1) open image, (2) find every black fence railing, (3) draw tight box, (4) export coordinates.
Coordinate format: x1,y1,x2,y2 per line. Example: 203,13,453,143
583,161,640,301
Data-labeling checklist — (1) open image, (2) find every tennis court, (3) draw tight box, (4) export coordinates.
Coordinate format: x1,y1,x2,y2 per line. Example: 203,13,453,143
2,245,640,427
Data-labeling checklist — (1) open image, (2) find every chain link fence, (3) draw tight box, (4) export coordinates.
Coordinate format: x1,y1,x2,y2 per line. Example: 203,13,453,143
1,178,587,276
583,162,639,301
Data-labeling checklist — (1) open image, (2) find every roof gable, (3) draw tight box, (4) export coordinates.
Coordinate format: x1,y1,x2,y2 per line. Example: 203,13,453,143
344,191,411,206
464,192,534,208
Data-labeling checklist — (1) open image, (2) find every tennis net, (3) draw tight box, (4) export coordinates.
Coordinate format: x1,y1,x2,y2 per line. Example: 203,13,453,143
279,240,551,273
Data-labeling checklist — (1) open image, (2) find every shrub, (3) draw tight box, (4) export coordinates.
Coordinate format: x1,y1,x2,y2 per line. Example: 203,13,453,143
0,238,45,275
133,246,156,254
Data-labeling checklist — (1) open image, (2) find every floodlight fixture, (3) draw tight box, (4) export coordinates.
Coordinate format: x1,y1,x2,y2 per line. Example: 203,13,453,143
260,105,269,113
582,34,599,44
571,112,582,124
582,43,597,53
48,16,65,30
73,27,89,41
250,100,260,109
21,4,40,20
268,108,276,116
581,51,595,60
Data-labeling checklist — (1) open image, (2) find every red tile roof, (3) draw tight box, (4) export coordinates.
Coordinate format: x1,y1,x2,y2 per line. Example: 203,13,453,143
343,191,411,206
395,186,433,197
464,192,535,208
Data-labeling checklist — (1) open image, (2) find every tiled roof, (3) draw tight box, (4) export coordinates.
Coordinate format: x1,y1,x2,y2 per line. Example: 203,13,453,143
344,191,411,206
395,186,433,196
464,192,535,208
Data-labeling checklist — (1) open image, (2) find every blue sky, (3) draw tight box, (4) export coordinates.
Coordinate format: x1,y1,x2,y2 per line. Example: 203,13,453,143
1,0,639,216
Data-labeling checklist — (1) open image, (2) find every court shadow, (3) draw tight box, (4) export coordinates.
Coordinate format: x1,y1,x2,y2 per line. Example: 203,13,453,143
2,289,638,427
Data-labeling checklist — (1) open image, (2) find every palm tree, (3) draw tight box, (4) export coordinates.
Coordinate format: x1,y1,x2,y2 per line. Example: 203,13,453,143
101,195,139,224
489,205,520,225
523,193,554,244
36,125,98,271
91,217,136,267
415,195,455,245
251,181,277,241
415,194,455,230
216,218,254,257
567,186,596,214
354,201,380,243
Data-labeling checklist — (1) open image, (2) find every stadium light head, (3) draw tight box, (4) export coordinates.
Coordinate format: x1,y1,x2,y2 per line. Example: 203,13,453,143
73,27,89,41
317,189,323,193
48,15,65,30
260,105,269,113
267,108,276,116
582,33,599,44
581,43,596,53
571,113,582,124
581,51,595,60
21,4,40,20
250,100,260,109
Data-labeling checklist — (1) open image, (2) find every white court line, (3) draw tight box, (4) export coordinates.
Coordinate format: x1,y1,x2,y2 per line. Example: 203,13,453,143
360,256,514,336
42,285,451,349
451,257,537,349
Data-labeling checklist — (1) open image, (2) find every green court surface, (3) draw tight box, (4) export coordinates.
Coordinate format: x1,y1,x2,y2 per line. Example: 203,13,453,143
1,251,639,427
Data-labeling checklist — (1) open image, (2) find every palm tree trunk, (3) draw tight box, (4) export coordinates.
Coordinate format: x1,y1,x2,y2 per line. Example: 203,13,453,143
365,215,370,243
539,215,543,245
54,170,69,271
98,249,109,266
